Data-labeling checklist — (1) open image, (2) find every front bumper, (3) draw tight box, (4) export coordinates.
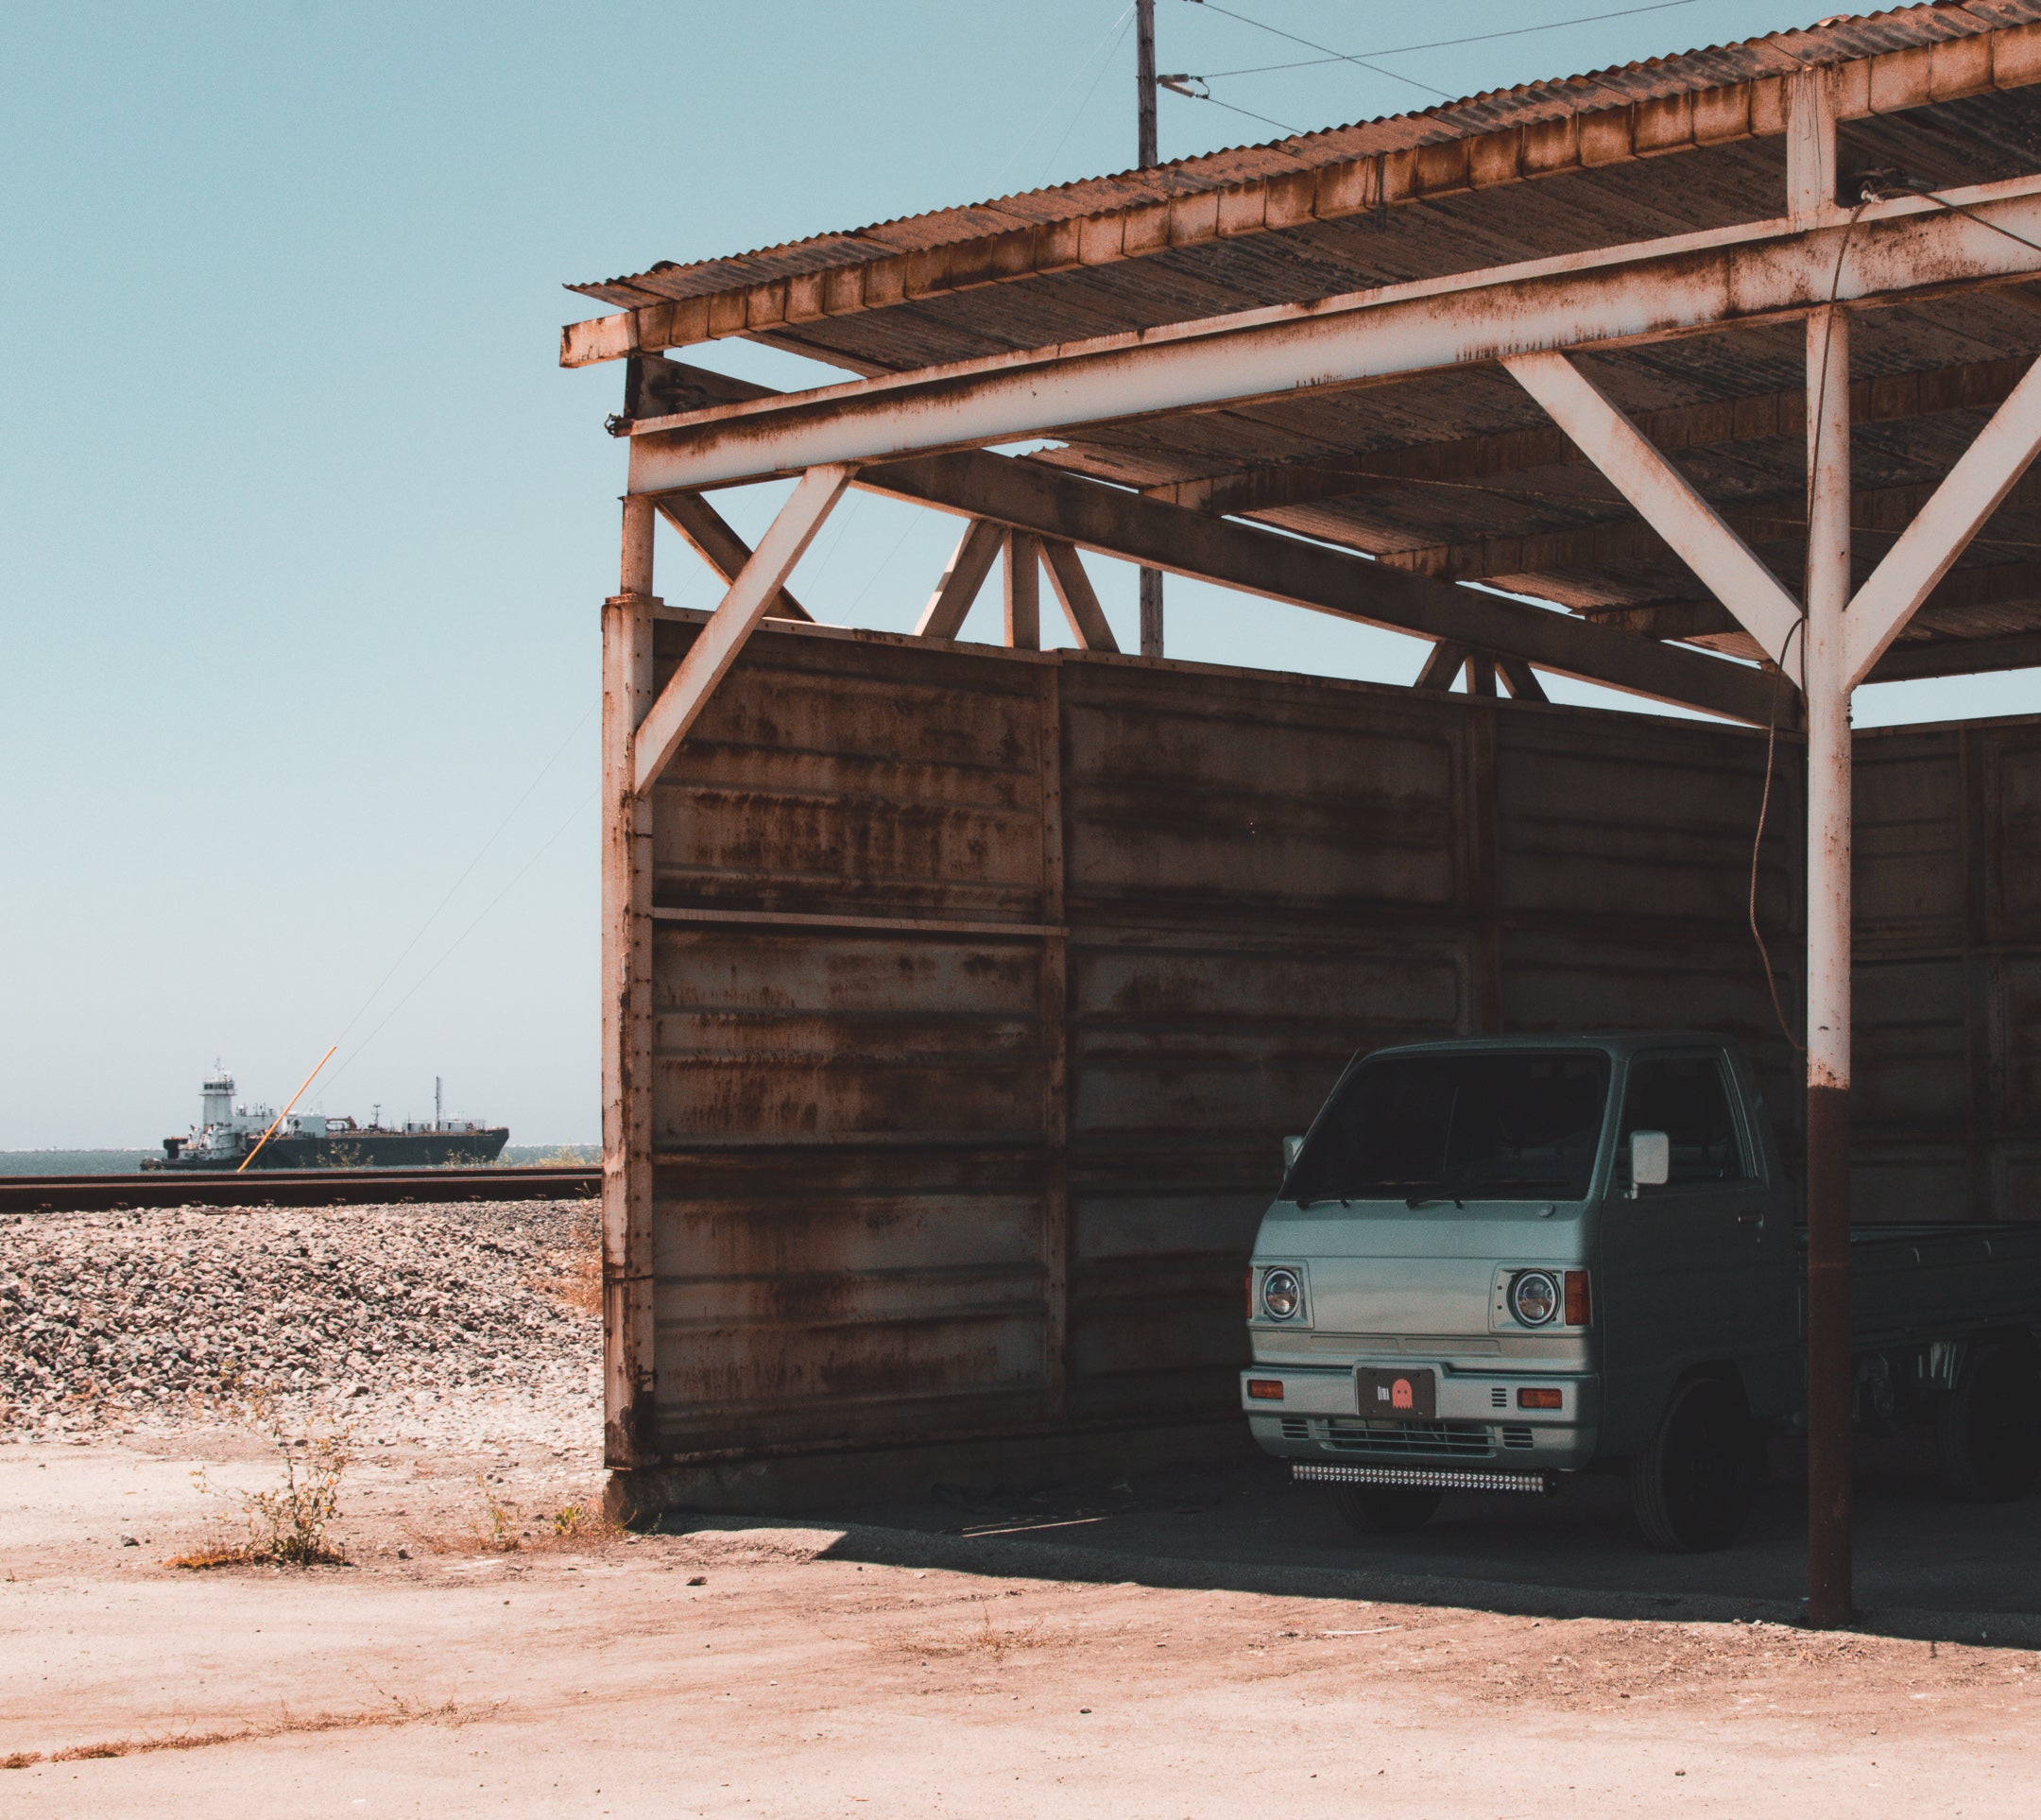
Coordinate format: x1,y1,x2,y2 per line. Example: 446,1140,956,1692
1243,1364,1598,1472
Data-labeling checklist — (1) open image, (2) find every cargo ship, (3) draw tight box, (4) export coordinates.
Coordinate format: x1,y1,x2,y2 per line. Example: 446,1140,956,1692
146,1070,508,1171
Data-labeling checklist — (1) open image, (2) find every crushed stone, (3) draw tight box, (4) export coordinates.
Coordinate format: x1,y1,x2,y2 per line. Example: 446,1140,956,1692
0,1199,600,1450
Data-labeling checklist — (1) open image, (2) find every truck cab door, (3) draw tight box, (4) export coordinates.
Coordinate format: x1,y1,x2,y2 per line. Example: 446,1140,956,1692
1599,1050,1788,1453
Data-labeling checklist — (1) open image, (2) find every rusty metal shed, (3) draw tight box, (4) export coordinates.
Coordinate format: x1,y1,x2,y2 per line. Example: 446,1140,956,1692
567,3,2041,1627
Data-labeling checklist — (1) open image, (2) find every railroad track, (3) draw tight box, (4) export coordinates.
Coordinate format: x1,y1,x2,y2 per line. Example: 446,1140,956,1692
0,1167,601,1215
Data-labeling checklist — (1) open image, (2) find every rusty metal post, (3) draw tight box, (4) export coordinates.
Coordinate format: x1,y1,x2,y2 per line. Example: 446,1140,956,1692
602,496,658,1470
1136,0,1163,659
1003,530,1041,650
1803,301,1853,1628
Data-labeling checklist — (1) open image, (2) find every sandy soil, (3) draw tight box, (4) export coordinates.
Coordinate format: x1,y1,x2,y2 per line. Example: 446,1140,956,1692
7,1198,2040,1815
6,1421,2041,1819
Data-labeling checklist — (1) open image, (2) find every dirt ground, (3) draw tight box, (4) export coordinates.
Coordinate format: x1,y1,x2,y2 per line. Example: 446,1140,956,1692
7,1417,2041,1818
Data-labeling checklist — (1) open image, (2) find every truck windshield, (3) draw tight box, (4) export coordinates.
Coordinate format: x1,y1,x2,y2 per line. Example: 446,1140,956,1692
1283,1051,1609,1206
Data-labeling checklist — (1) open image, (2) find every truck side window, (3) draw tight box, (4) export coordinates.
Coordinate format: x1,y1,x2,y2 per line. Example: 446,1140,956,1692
1620,1056,1748,1186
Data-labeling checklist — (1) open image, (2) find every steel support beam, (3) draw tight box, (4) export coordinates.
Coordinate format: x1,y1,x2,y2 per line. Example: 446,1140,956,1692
1414,642,1470,691
1140,567,1164,659
602,497,657,1469
1370,476,2041,588
1504,351,1806,678
632,464,853,796
654,492,814,622
625,173,2041,494
1141,352,2037,520
1844,354,2041,686
1870,627,2041,681
1039,539,1119,651
852,449,1787,724
917,517,1003,638
1804,301,1853,1631
1003,530,1041,650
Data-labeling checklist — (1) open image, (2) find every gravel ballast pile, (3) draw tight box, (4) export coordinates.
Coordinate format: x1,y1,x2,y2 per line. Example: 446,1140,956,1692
0,1199,600,1446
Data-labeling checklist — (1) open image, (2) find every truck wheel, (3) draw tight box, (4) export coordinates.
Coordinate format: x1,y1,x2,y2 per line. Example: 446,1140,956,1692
1332,1486,1442,1536
1935,1341,2041,1502
1630,1376,1755,1553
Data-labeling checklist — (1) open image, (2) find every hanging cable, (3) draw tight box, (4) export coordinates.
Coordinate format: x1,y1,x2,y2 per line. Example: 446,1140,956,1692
1182,0,1453,101
323,697,596,1068
991,3,1136,193
1749,616,1806,1056
1157,74,1300,135
1194,0,1707,79
320,785,598,1095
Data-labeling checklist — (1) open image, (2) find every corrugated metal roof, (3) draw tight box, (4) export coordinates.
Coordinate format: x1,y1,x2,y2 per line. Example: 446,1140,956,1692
572,1,2041,307
581,4,2041,678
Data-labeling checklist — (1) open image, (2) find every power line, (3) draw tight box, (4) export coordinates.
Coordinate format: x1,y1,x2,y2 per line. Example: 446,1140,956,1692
1038,9,1138,187
991,3,1136,194
320,784,597,1095
1181,0,1454,101
1193,0,1707,79
1158,76,1300,137
326,698,595,1057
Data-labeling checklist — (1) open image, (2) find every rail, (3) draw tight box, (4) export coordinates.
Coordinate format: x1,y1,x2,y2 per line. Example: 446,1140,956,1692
0,1167,601,1215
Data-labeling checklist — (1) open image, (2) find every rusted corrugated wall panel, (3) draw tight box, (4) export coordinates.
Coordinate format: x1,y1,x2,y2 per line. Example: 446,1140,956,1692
1056,662,1484,1425
1491,705,1809,1144
1854,718,2041,1222
644,625,1061,1459
639,617,2039,1475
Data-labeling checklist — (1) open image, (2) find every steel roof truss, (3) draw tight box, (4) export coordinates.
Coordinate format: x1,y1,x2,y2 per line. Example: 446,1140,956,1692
654,491,814,623
631,464,854,796
1503,350,1807,683
625,174,2041,496
851,448,1786,725
1039,539,1119,653
1844,352,2041,686
916,517,1003,638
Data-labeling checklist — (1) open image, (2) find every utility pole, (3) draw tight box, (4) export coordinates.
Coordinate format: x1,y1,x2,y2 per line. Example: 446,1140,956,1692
1136,0,1164,659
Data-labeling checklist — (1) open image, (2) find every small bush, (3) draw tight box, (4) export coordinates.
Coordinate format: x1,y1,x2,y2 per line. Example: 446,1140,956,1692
167,1402,352,1569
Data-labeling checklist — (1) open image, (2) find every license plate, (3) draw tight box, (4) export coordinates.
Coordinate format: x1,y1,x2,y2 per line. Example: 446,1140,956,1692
1354,1366,1437,1420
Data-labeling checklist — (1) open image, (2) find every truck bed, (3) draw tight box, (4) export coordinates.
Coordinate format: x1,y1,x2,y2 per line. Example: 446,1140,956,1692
1792,1223,2041,1349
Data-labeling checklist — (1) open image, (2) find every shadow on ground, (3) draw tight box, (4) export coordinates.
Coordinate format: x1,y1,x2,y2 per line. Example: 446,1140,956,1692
653,1427,2041,1647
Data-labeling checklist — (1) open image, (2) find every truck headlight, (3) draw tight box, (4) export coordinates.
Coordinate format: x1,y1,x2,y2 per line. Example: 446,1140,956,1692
1510,1270,1560,1327
1260,1267,1302,1321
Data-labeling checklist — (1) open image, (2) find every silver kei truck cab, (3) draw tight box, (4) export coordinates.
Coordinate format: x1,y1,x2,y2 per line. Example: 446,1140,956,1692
1243,1033,2041,1552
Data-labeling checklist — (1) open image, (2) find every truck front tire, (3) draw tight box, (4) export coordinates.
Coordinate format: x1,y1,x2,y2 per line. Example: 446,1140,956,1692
1332,1486,1442,1536
1936,1340,2041,1502
1630,1376,1755,1553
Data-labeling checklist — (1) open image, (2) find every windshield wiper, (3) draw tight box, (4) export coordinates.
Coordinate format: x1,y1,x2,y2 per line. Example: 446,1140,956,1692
1403,1180,1465,1210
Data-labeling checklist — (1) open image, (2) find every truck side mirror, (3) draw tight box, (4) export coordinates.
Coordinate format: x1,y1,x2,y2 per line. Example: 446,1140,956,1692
1630,1128,1671,1193
1282,1135,1305,1171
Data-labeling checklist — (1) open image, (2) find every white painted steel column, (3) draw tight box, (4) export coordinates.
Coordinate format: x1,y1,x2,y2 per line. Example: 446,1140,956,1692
602,495,657,1474
1803,301,1854,1629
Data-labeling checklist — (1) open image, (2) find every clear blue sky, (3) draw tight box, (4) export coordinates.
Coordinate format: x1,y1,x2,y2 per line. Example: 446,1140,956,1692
4,1,2031,1147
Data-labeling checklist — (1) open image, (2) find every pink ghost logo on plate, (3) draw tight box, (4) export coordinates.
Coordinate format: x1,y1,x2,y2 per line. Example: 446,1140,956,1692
1392,1378,1415,1411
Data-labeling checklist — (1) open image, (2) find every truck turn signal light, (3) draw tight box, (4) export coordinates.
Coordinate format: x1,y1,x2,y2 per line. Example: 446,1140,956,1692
1246,1379,1285,1401
1565,1269,1592,1327
1518,1387,1563,1409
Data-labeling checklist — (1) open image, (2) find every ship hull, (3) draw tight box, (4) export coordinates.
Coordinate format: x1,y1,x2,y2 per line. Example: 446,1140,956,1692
156,1129,509,1171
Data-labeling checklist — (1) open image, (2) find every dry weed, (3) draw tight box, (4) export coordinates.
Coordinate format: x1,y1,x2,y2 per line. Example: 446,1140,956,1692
467,1479,617,1553
898,1600,1042,1661
6,1695,472,1770
167,1402,352,1569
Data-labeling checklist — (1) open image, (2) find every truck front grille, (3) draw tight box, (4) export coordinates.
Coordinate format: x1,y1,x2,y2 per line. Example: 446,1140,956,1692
1321,1418,1494,1459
